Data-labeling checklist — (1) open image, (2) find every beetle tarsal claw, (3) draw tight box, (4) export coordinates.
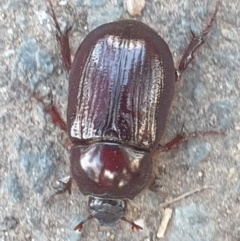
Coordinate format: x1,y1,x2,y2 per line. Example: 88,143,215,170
73,223,83,232
121,217,143,231
132,223,143,232
74,215,93,232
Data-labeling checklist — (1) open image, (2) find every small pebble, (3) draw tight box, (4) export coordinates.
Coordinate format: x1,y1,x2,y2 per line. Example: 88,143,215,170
126,0,145,16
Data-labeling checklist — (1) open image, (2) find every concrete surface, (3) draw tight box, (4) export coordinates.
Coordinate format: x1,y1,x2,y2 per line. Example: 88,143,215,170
0,0,239,240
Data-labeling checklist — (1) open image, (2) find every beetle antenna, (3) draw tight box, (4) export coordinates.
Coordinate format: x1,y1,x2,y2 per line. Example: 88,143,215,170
121,217,143,231
74,215,93,232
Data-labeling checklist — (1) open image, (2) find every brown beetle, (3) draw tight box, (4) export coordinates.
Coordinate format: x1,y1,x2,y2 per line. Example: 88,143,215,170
30,0,219,231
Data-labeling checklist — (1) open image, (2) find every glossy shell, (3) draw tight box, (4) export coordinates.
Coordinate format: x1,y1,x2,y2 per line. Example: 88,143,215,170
71,143,152,199
67,20,175,150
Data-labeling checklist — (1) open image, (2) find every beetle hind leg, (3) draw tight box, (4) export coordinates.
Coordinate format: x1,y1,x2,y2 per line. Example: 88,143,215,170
175,1,219,82
47,0,72,74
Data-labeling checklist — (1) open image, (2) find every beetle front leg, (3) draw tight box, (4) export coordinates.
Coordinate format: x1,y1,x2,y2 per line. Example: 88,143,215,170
47,0,72,74
175,1,219,82
45,176,73,205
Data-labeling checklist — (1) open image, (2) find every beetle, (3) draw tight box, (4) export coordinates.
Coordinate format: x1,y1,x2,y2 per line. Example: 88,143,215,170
28,0,219,231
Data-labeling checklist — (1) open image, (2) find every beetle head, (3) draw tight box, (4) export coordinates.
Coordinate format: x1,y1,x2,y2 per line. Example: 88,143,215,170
88,197,126,227
73,197,143,231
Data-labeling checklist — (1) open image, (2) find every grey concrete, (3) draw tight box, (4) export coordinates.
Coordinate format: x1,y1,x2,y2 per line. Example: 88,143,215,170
0,0,239,240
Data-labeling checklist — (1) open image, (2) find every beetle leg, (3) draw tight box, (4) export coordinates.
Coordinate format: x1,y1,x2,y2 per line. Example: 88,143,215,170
47,0,72,74
175,1,219,82
17,81,67,132
121,217,143,231
158,125,185,152
34,94,67,132
74,215,94,232
158,133,185,152
158,127,225,153
43,96,67,132
45,176,73,205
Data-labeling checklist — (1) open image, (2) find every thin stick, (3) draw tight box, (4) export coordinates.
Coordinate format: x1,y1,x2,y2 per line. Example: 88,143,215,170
159,185,214,209
157,208,173,238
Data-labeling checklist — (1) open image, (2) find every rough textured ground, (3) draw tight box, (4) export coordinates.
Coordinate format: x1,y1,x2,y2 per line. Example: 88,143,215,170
0,0,239,241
